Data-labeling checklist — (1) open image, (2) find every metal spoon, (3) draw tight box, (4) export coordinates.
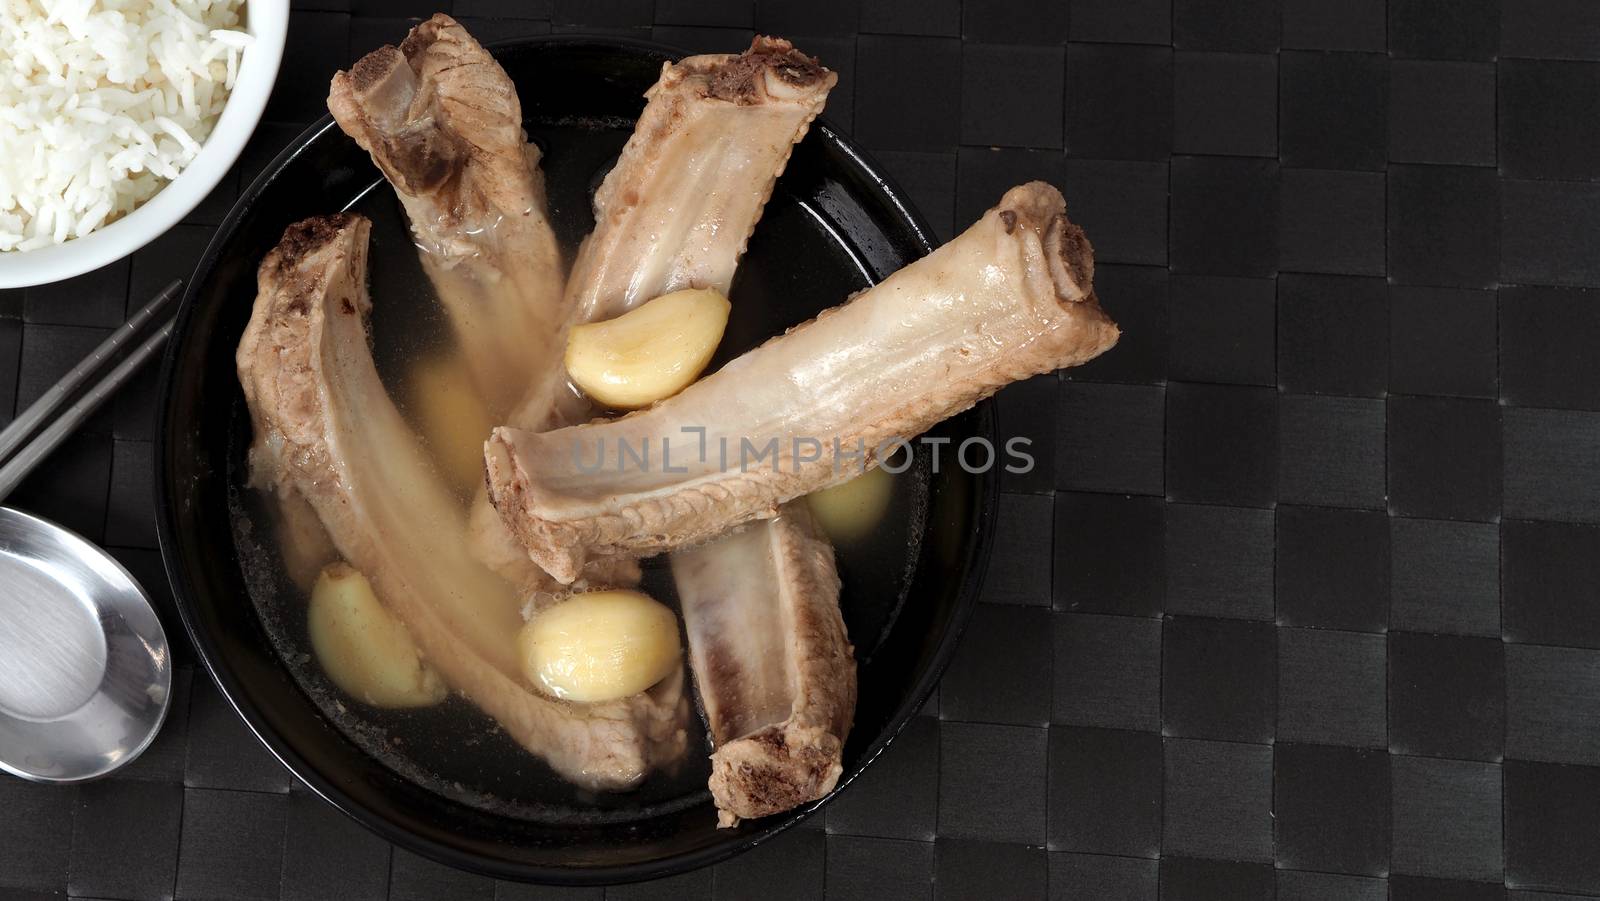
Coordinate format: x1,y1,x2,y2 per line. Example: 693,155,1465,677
0,281,181,783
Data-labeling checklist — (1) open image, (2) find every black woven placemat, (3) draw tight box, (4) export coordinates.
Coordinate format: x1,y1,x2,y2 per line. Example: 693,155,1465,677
5,0,1600,898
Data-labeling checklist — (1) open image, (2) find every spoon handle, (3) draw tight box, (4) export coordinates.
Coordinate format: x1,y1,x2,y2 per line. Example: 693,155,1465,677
0,282,180,503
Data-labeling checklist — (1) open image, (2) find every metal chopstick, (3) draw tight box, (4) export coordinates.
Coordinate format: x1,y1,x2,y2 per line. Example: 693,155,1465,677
0,279,182,467
0,319,176,502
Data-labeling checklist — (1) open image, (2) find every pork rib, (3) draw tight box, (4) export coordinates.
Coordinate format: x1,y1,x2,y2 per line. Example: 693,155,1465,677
328,13,568,420
470,35,837,583
237,214,686,790
566,35,835,329
519,36,851,825
486,182,1120,582
672,506,854,827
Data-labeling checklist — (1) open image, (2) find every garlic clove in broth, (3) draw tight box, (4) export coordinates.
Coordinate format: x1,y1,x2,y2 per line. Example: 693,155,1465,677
307,563,448,708
806,465,894,544
518,589,682,703
405,351,496,497
564,288,731,410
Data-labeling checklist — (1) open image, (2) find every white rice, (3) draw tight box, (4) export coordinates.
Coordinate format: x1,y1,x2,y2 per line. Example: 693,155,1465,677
0,0,252,252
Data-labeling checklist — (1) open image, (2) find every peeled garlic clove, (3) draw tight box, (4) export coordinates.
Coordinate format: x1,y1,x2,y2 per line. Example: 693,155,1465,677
406,352,495,497
565,287,731,409
517,589,681,703
807,465,894,543
308,563,448,708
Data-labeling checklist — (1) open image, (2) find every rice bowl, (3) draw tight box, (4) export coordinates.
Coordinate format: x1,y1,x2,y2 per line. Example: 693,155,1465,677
0,0,286,289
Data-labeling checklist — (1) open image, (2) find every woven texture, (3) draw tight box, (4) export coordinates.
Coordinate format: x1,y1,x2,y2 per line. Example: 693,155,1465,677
4,0,1600,898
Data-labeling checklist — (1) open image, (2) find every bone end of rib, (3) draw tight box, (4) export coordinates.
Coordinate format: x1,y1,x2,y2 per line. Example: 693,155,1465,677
260,212,367,282
330,46,463,196
994,181,1100,307
329,14,525,201
991,182,1120,364
396,11,458,60
341,45,415,129
709,724,845,827
484,430,587,584
468,483,646,599
672,35,838,106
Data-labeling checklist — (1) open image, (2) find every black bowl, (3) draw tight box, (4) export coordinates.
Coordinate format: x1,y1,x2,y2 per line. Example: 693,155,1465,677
156,36,996,884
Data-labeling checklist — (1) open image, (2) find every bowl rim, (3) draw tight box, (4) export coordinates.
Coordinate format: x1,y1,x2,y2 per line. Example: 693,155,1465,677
0,0,289,290
156,33,998,885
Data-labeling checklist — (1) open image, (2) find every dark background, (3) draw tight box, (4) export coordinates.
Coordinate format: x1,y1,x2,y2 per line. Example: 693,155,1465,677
5,0,1600,898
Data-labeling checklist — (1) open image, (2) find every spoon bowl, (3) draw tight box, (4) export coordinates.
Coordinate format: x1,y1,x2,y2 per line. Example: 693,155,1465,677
0,507,171,783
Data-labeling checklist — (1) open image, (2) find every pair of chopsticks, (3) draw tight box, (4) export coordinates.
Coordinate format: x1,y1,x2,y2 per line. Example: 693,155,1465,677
0,280,183,501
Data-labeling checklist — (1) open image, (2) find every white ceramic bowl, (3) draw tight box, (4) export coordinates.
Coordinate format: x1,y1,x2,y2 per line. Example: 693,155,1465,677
0,1,289,289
